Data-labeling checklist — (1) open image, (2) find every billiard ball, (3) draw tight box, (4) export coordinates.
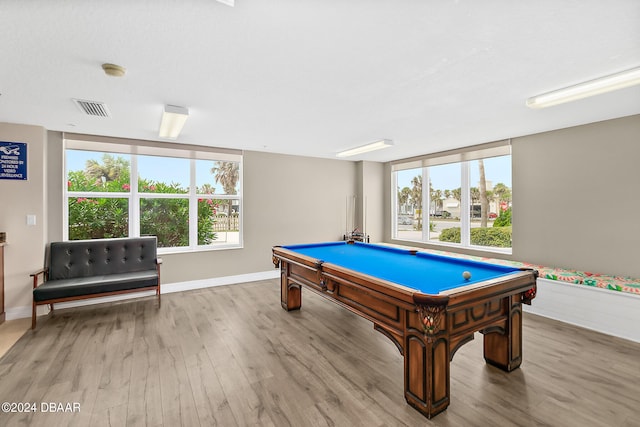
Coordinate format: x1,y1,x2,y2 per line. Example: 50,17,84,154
462,271,471,280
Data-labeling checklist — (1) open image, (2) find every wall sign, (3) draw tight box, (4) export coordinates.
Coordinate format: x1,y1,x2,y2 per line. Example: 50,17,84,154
0,141,27,180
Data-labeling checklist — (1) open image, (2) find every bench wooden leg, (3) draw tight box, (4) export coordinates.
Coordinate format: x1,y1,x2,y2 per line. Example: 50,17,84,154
32,301,36,329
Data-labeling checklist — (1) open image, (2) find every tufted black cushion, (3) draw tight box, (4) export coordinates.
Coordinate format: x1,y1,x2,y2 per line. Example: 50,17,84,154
32,236,161,329
48,237,158,280
33,271,158,302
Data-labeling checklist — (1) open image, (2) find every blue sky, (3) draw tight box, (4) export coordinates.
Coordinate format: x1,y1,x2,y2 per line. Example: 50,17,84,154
396,155,512,191
66,150,226,192
68,149,510,194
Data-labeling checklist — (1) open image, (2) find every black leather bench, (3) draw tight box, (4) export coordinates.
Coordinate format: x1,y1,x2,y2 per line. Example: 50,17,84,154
31,237,162,329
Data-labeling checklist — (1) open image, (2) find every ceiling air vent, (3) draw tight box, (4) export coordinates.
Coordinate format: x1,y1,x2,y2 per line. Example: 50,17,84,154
72,98,111,117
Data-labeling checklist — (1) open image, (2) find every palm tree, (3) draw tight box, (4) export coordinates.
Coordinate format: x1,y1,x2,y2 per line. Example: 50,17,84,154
452,187,461,203
431,188,443,215
493,182,511,205
398,187,411,214
470,187,480,219
411,175,422,230
210,161,240,229
478,159,489,227
200,183,215,195
210,161,240,195
85,154,129,182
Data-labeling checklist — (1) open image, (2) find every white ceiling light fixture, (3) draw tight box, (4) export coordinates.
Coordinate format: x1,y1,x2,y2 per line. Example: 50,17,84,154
216,0,234,6
159,105,189,139
336,139,394,158
526,66,640,109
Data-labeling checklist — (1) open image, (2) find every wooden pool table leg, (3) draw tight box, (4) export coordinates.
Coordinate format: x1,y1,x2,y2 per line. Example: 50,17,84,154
403,307,451,419
482,296,523,371
280,265,302,311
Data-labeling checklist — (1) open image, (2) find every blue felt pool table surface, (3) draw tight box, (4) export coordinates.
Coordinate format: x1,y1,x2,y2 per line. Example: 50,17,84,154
281,241,520,295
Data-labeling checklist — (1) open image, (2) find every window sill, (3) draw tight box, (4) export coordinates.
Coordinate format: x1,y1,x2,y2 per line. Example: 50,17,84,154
158,243,243,256
389,237,512,256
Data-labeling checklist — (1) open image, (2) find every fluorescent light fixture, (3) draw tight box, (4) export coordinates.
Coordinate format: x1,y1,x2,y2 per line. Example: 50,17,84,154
159,105,189,139
526,66,640,109
216,0,234,6
336,139,394,158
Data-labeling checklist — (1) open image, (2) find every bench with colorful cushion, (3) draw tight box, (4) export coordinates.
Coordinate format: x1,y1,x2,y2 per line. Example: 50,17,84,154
414,248,640,296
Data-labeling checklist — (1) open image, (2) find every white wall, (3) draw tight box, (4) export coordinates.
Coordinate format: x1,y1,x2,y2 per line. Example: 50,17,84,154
158,150,359,285
512,114,640,277
0,123,47,314
46,131,64,243
356,161,384,243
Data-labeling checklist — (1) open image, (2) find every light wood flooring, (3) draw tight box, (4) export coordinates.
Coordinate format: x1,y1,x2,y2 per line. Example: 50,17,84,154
0,279,639,427
0,317,30,358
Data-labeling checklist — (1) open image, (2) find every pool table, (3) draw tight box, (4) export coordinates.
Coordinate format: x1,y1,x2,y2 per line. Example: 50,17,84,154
272,241,537,419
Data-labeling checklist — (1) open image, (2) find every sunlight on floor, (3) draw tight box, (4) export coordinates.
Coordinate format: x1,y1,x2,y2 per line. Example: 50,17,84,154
0,318,30,358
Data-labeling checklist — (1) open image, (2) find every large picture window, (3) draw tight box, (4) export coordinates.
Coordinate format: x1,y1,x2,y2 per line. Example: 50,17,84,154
64,136,242,252
392,141,512,253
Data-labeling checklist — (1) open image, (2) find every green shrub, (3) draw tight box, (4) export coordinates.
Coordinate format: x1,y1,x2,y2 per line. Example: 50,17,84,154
439,227,461,243
471,227,512,247
68,160,218,247
68,197,128,240
493,207,512,227
439,226,512,248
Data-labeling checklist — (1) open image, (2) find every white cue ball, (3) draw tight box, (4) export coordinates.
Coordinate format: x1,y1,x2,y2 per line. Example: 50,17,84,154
462,271,471,280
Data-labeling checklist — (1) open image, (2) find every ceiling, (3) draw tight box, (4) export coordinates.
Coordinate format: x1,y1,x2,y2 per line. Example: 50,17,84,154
1,0,639,162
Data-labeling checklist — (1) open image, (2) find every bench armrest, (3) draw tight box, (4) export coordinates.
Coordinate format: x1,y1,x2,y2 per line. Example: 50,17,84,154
30,267,49,289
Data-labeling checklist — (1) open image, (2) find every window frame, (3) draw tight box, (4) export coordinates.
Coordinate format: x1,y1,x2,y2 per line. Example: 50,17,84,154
391,140,512,254
63,135,243,254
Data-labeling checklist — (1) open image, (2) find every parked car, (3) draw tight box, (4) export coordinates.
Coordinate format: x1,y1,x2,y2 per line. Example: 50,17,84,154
398,216,413,225
432,210,451,218
489,212,498,219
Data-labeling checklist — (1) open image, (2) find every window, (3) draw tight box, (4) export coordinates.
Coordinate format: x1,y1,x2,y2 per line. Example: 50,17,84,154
64,135,242,252
428,163,461,244
392,141,512,253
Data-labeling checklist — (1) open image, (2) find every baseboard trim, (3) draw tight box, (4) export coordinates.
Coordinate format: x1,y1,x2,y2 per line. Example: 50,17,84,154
524,278,640,343
6,270,280,321
5,306,33,321
161,270,280,294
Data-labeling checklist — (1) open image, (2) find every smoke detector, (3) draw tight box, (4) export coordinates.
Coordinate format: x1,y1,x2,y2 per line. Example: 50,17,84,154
102,63,126,77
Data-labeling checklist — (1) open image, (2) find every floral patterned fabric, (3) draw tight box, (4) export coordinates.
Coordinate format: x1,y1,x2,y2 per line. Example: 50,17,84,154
417,248,640,295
